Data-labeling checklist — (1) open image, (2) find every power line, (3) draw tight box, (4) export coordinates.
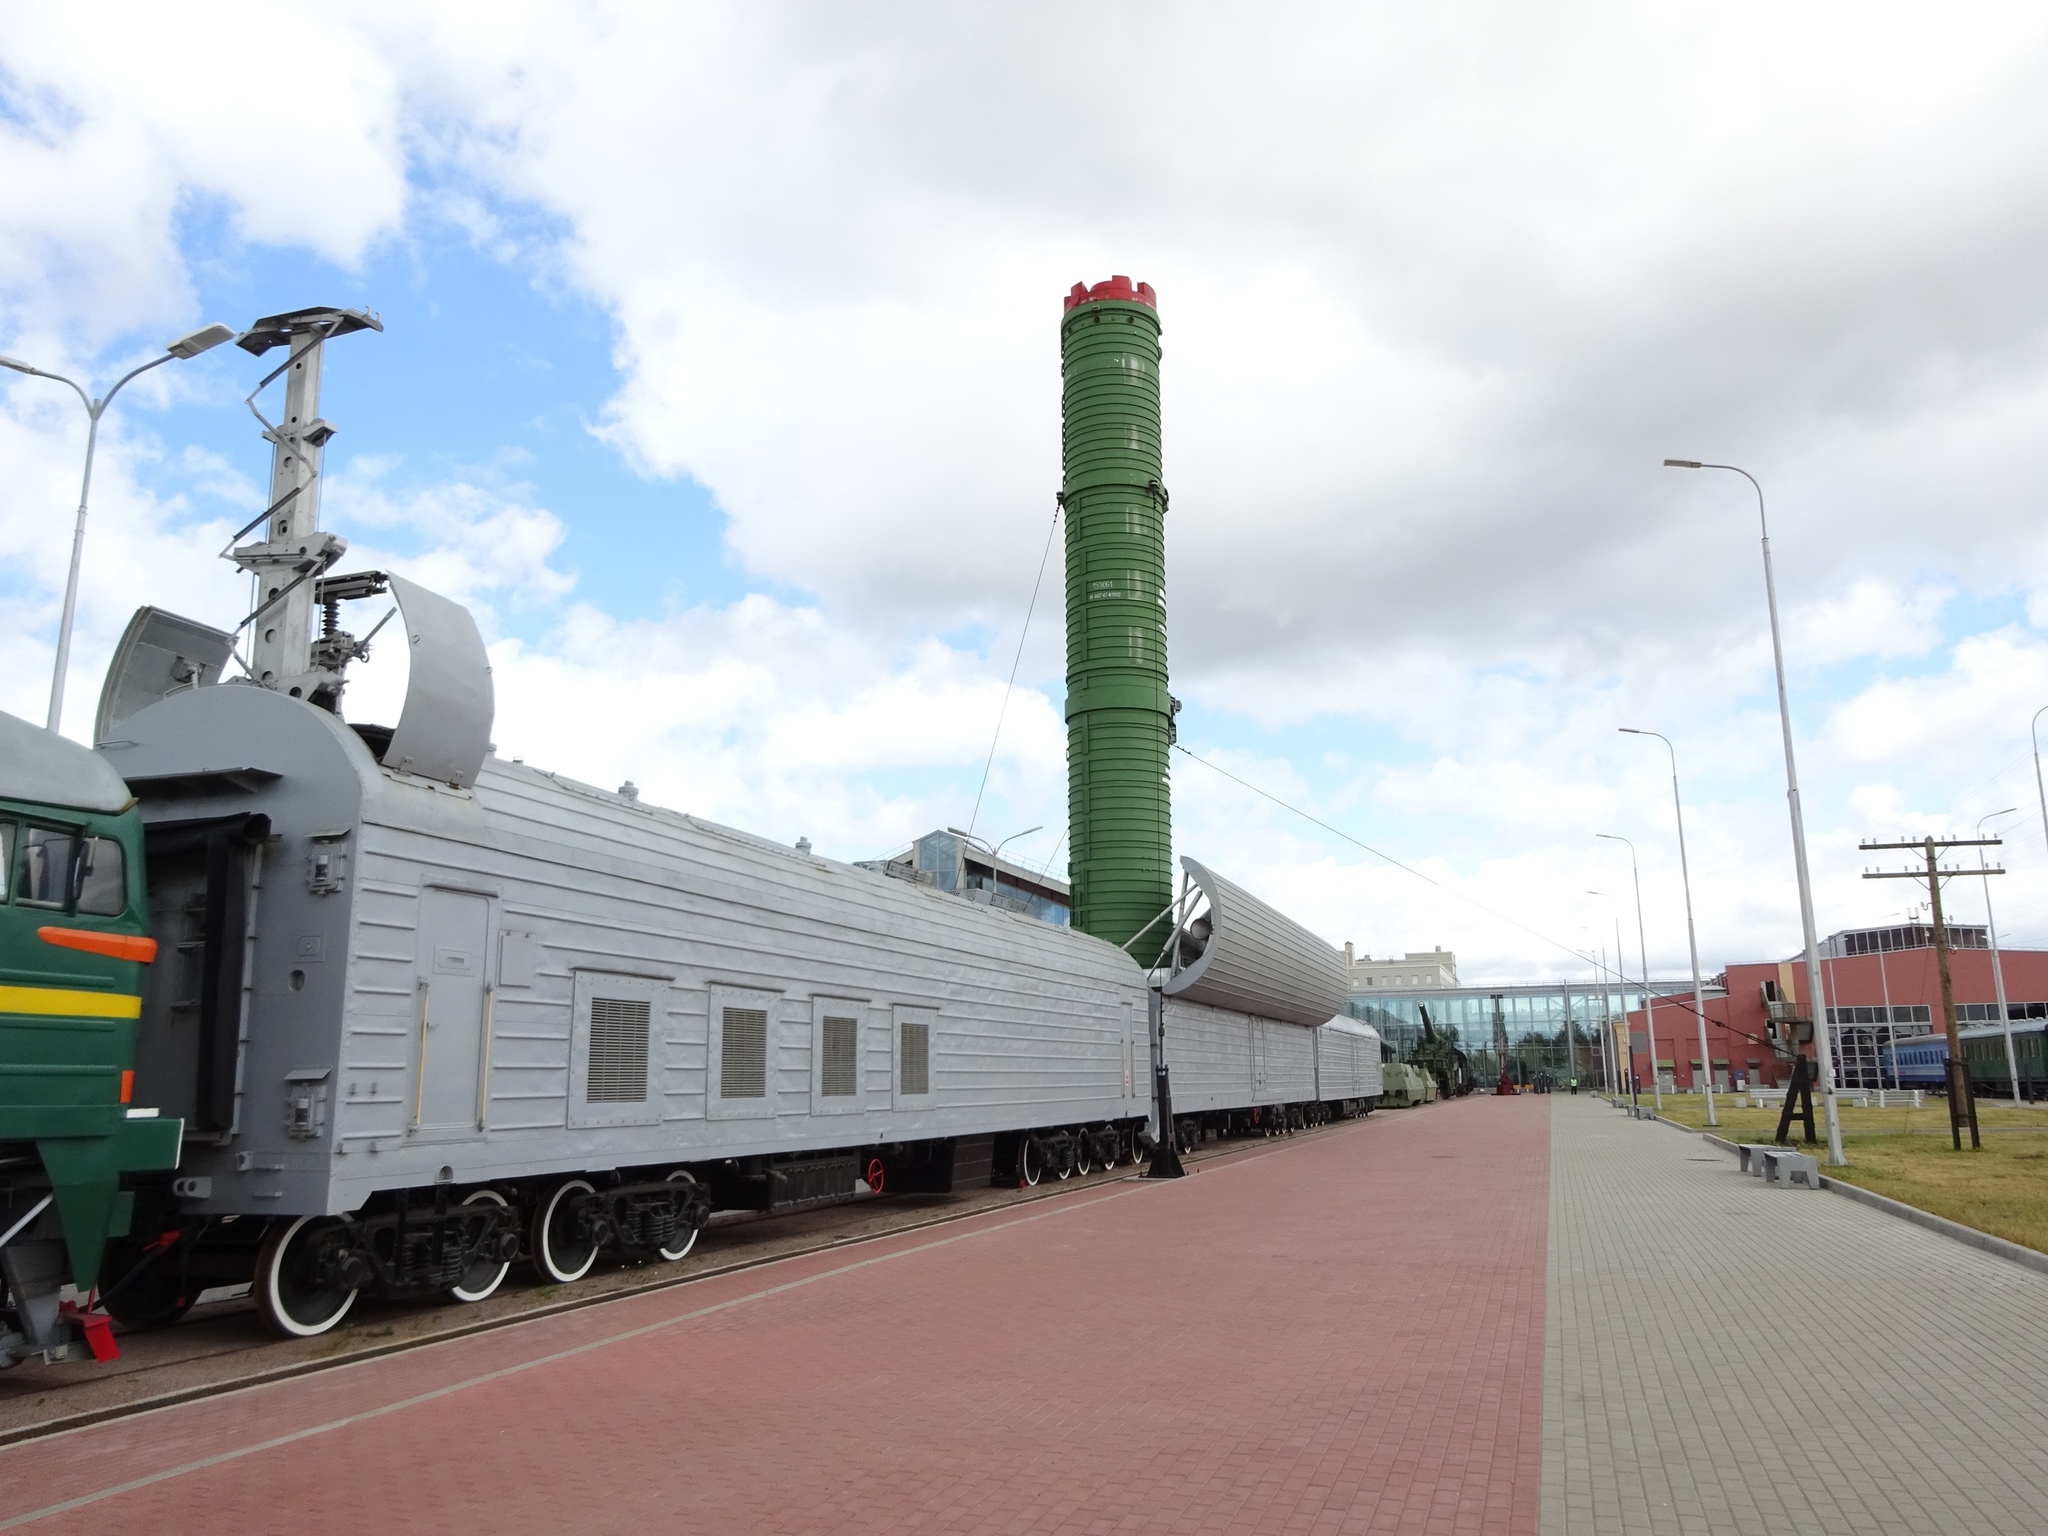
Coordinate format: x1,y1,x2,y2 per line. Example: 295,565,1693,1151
1171,742,1638,989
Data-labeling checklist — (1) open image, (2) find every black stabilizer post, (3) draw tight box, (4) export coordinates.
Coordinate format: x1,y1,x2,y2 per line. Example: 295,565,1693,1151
1774,1054,1818,1146
1145,988,1186,1179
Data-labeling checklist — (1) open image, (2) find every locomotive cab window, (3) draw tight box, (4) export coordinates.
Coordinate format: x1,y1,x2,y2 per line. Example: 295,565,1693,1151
0,822,12,897
75,836,126,916
15,824,81,909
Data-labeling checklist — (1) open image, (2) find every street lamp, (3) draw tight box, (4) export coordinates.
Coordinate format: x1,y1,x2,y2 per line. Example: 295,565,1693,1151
1600,832,1660,1111
1978,808,2022,1106
991,825,1043,861
1619,728,1718,1127
1582,914,1619,1097
2,321,237,734
1660,460,1842,1163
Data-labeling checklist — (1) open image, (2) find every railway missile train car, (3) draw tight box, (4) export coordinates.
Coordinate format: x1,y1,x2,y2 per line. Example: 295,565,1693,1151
3,290,1386,1360
0,649,1381,1349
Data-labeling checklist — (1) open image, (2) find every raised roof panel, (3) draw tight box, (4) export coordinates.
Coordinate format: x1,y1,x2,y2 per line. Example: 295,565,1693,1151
1161,857,1346,1028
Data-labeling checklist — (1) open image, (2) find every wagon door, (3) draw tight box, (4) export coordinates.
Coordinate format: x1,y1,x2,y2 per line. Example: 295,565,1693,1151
412,888,492,1131
1251,1017,1267,1099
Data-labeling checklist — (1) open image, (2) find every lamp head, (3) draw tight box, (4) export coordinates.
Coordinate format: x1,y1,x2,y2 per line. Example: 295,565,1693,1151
165,322,236,360
0,355,33,374
1663,459,1702,469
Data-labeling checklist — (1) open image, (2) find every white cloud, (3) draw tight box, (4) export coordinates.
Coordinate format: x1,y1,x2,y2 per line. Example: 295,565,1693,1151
9,2,2048,986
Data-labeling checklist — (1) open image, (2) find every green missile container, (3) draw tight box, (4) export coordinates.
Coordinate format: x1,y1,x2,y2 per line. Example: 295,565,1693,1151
1060,276,1173,950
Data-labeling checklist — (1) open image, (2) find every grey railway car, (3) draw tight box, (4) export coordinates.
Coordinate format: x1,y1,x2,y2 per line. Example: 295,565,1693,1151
1160,1000,1317,1112
1315,1015,1384,1105
113,683,1149,1211
86,576,1378,1341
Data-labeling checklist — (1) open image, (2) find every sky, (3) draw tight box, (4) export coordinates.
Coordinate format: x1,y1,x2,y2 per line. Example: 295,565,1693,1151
5,2,2048,987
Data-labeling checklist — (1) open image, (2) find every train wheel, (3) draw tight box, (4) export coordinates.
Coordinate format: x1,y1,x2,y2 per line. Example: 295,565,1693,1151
658,1172,702,1262
1019,1138,1043,1187
254,1216,357,1339
1073,1136,1094,1177
450,1190,512,1304
1100,1133,1120,1171
531,1178,600,1283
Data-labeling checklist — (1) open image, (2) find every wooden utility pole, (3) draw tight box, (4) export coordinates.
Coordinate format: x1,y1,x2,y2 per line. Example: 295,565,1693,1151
1861,835,2002,1150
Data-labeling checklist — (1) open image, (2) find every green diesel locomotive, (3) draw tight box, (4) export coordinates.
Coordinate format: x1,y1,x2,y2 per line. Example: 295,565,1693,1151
1,707,181,1366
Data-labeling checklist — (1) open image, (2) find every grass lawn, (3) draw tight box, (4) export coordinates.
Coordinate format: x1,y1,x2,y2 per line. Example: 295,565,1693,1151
1643,1094,2048,1256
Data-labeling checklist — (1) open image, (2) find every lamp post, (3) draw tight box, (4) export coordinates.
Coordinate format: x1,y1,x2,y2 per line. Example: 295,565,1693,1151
1581,917,1611,1095
1600,832,1660,1110
2,322,237,734
1620,728,1718,1127
991,825,1043,861
1660,460,1841,1163
1587,895,1634,1103
1979,809,2022,1105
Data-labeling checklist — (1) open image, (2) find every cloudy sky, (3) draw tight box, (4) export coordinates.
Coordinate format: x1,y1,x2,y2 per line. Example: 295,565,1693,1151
5,2,2048,985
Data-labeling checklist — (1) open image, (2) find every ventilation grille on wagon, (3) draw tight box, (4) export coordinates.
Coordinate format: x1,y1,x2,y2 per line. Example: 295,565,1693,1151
722,1007,768,1098
900,1019,929,1097
587,997,651,1103
821,1015,858,1097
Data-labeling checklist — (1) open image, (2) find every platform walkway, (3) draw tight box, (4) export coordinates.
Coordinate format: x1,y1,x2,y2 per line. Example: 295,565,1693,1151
9,1095,2043,1533
1,1098,1551,1535
1543,1094,2048,1535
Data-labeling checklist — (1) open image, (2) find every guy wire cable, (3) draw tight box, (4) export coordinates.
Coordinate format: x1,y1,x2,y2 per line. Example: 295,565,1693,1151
966,501,1062,844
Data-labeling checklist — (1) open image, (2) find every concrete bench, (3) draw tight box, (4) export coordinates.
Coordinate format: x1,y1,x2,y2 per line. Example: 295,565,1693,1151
1734,1144,1819,1187
1751,1147,1820,1188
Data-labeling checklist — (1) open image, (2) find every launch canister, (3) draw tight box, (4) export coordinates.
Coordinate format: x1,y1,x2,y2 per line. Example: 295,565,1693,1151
1061,276,1173,951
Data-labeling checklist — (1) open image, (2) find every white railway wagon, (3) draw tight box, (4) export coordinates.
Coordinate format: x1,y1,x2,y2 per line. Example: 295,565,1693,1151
100,590,1153,1336
90,576,1380,1342
1315,1015,1384,1105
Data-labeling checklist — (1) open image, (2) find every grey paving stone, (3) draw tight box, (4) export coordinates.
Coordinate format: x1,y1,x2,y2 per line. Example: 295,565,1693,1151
1541,1096,2048,1535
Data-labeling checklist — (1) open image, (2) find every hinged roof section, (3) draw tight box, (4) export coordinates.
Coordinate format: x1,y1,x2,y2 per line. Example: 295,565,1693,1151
1161,857,1346,1027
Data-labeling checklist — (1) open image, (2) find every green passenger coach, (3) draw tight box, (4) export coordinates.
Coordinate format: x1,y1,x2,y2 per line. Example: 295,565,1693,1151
2,706,181,1366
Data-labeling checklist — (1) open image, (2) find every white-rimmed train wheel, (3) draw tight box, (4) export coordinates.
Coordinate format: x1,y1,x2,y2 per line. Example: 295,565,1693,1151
1100,1131,1120,1171
658,1172,701,1263
254,1215,357,1339
1019,1137,1043,1187
531,1178,600,1283
1073,1134,1093,1177
450,1189,512,1303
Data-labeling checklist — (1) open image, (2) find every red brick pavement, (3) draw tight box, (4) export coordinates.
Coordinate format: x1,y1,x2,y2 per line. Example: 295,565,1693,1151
1,1095,1551,1534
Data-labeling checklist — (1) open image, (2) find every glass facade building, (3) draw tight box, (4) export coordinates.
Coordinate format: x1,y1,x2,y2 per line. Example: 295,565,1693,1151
1348,979,1709,1085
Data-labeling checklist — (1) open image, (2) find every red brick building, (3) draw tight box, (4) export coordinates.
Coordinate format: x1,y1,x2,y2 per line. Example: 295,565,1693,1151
1622,924,2048,1091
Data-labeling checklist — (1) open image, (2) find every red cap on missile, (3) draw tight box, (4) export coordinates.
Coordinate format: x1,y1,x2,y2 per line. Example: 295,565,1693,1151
1064,276,1157,312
